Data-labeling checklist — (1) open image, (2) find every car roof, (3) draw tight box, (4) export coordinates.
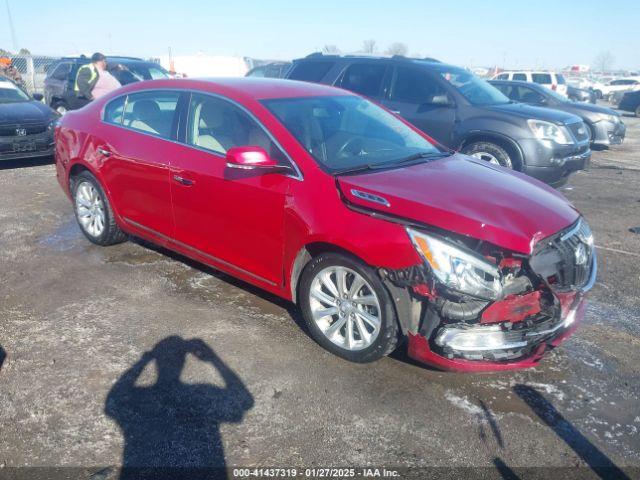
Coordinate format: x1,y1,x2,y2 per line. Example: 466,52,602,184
59,56,150,64
123,77,353,100
291,53,451,69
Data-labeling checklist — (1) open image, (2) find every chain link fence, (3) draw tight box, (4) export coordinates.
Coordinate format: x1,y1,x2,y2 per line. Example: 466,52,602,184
6,55,61,94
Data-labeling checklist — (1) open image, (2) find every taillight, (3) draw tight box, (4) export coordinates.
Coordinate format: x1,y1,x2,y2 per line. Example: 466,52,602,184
551,84,557,91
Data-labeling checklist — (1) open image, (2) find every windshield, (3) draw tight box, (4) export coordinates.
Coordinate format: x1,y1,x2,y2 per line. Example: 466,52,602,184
262,95,442,173
109,62,169,85
437,66,510,106
0,81,30,103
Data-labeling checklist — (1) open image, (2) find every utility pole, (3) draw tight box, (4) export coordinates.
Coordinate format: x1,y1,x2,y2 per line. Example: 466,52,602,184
5,0,18,51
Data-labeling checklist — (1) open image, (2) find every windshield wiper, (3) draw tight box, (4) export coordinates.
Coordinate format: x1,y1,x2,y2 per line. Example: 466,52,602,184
334,151,451,176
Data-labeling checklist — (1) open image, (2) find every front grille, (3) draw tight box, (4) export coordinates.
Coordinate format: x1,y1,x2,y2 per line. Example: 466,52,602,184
531,218,595,291
0,124,48,137
567,122,590,143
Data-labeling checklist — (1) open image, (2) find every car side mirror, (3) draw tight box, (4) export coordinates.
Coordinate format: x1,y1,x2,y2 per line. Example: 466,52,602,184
32,93,44,101
226,146,281,170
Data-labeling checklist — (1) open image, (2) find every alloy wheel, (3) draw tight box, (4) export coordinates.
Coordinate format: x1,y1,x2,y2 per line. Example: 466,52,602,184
470,151,501,165
75,181,106,238
309,266,382,351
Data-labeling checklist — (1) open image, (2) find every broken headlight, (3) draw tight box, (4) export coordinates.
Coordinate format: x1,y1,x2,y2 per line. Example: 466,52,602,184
407,228,502,300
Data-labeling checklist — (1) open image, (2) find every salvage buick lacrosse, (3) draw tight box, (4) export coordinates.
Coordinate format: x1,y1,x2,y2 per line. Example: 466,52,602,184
54,78,596,371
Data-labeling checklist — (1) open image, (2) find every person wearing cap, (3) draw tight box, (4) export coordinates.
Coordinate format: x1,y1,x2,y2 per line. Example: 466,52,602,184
74,52,107,105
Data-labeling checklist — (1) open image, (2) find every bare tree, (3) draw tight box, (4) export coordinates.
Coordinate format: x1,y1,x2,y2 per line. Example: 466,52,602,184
18,48,31,55
322,44,340,55
386,42,409,56
362,39,377,54
593,51,615,73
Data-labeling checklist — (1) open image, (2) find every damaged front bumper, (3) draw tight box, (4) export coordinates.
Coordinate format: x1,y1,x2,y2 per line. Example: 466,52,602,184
382,221,597,372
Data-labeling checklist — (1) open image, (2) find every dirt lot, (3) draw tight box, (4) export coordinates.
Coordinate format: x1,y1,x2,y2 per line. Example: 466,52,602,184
0,112,639,478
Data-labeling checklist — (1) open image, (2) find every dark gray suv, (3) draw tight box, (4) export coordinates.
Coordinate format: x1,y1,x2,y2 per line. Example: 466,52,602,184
285,54,591,187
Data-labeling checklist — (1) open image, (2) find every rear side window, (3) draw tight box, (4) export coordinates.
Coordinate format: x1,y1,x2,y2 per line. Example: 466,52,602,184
513,73,527,81
339,63,387,98
288,61,334,82
104,96,126,125
557,74,566,84
390,67,446,103
496,73,509,80
532,73,552,84
122,91,180,139
50,62,71,80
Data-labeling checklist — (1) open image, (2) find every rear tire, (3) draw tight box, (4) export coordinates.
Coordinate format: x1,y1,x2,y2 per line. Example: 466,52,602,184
72,171,127,246
299,252,399,363
462,141,513,169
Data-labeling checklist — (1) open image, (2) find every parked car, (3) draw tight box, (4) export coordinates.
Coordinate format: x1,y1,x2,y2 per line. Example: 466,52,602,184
44,56,169,114
246,62,292,78
490,80,625,147
618,90,640,116
285,54,591,187
54,77,596,372
599,78,640,100
0,76,58,162
567,85,595,103
492,70,568,97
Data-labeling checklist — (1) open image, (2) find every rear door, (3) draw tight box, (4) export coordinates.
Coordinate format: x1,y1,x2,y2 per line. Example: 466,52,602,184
169,92,293,286
382,66,456,145
98,90,183,240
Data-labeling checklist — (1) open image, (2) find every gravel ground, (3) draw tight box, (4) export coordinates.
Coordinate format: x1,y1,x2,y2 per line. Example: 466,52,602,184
0,112,638,479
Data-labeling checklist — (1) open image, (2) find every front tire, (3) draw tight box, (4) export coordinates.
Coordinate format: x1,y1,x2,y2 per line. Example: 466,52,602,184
299,253,399,363
72,171,127,246
462,141,513,169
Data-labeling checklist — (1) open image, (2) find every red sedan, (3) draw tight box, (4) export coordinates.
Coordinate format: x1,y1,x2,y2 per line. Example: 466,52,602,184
54,78,596,372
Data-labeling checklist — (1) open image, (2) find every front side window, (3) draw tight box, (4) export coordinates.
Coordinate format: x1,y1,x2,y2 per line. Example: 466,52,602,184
122,91,179,138
531,73,552,84
50,62,71,80
263,95,441,173
288,61,334,82
516,86,545,104
104,96,126,125
437,66,510,106
186,93,287,163
390,67,447,104
339,63,387,98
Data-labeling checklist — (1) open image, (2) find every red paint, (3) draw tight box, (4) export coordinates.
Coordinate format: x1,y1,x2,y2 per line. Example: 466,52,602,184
481,291,542,324
54,78,589,372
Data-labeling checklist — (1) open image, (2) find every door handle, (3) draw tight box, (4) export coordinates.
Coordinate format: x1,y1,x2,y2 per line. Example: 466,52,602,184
97,147,111,157
390,110,401,115
173,175,194,186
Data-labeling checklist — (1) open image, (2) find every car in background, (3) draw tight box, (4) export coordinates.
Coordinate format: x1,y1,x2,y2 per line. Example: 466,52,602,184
490,80,625,147
567,85,595,103
285,54,591,187
246,62,291,78
0,76,58,162
492,70,568,97
44,56,169,114
54,77,596,372
599,78,640,101
618,90,640,116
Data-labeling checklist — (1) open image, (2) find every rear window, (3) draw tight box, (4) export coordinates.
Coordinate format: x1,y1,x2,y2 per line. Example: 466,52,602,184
531,73,552,84
339,63,387,98
288,61,334,82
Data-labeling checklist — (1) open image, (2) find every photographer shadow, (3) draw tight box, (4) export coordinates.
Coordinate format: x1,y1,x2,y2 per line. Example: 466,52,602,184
105,336,254,480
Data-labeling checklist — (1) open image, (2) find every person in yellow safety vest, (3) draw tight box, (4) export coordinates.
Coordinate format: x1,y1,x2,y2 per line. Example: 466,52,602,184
74,52,107,102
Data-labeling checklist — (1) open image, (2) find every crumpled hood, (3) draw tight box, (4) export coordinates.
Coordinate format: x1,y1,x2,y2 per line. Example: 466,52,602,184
337,154,580,254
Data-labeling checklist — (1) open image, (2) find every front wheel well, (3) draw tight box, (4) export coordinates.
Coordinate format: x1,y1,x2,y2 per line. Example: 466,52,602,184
460,134,524,171
290,242,368,303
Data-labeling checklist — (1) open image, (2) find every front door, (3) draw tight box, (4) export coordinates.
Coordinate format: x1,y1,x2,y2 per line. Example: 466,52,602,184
169,93,292,286
382,66,456,146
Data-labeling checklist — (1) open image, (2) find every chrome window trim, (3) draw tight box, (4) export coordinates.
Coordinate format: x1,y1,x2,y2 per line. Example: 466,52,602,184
99,87,303,181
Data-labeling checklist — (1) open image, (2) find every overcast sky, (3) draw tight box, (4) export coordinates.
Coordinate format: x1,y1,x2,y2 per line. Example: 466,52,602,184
2,0,639,70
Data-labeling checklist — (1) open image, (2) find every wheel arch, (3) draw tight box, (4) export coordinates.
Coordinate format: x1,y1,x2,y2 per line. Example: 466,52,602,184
459,131,524,171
